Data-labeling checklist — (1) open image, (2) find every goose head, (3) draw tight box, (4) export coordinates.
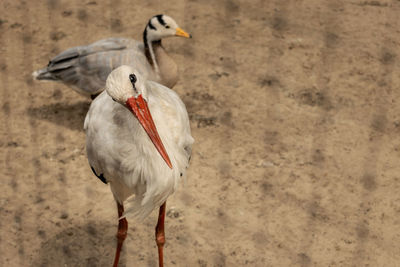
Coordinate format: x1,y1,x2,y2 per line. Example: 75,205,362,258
144,14,191,43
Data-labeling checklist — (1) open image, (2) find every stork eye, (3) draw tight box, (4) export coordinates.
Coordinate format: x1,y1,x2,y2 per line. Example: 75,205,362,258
112,97,117,102
129,74,137,84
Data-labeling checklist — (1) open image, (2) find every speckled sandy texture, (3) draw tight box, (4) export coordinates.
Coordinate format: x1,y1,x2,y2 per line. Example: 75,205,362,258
1,0,400,266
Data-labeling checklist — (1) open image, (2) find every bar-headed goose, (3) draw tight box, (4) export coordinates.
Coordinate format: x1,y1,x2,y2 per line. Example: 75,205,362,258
33,14,191,98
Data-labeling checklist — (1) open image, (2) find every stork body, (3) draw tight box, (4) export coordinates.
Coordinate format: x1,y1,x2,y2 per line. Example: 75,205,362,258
33,15,191,97
84,66,193,266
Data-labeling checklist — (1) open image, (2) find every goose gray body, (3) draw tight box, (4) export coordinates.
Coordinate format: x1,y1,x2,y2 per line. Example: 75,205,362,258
33,15,191,97
34,38,154,96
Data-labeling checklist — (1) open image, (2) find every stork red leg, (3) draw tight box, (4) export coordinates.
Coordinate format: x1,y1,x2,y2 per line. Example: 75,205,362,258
113,202,128,267
155,202,167,267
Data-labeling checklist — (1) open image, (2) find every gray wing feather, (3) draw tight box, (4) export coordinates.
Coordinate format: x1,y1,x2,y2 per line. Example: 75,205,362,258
33,38,151,96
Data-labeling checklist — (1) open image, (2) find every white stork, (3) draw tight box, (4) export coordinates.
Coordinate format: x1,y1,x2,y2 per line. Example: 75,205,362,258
33,15,191,98
84,65,193,266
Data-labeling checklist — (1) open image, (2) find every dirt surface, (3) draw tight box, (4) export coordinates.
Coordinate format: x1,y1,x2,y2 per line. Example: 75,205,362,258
1,0,400,266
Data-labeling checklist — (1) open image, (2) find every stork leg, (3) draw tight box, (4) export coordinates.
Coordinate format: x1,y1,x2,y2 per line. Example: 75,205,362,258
155,202,167,267
113,202,128,267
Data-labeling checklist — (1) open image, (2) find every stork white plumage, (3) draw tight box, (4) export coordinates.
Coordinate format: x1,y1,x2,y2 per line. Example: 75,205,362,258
84,65,193,267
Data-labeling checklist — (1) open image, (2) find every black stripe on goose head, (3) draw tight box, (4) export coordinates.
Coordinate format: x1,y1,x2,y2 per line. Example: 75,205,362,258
148,20,156,30
155,14,166,26
144,17,156,47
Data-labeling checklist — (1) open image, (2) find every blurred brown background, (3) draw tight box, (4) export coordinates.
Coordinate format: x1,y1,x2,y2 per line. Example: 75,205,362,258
1,0,400,266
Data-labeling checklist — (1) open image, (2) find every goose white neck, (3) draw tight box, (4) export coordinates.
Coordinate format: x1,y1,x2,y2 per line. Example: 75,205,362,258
147,40,160,75
143,26,162,76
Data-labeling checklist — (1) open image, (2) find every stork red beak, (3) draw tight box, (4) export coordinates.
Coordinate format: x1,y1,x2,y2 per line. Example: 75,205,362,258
126,95,173,169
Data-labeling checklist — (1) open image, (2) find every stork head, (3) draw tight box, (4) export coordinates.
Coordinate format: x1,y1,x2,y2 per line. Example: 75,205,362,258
106,66,172,169
106,66,148,103
144,14,191,43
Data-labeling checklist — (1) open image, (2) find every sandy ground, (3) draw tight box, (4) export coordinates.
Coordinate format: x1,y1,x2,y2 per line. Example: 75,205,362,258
1,0,400,266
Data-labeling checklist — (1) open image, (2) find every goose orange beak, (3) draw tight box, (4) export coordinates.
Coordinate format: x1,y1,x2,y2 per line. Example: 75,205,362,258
126,95,172,169
175,27,192,38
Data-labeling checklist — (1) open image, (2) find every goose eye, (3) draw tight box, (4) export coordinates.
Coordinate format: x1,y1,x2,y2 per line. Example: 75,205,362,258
112,97,117,102
129,74,137,84
165,25,170,29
